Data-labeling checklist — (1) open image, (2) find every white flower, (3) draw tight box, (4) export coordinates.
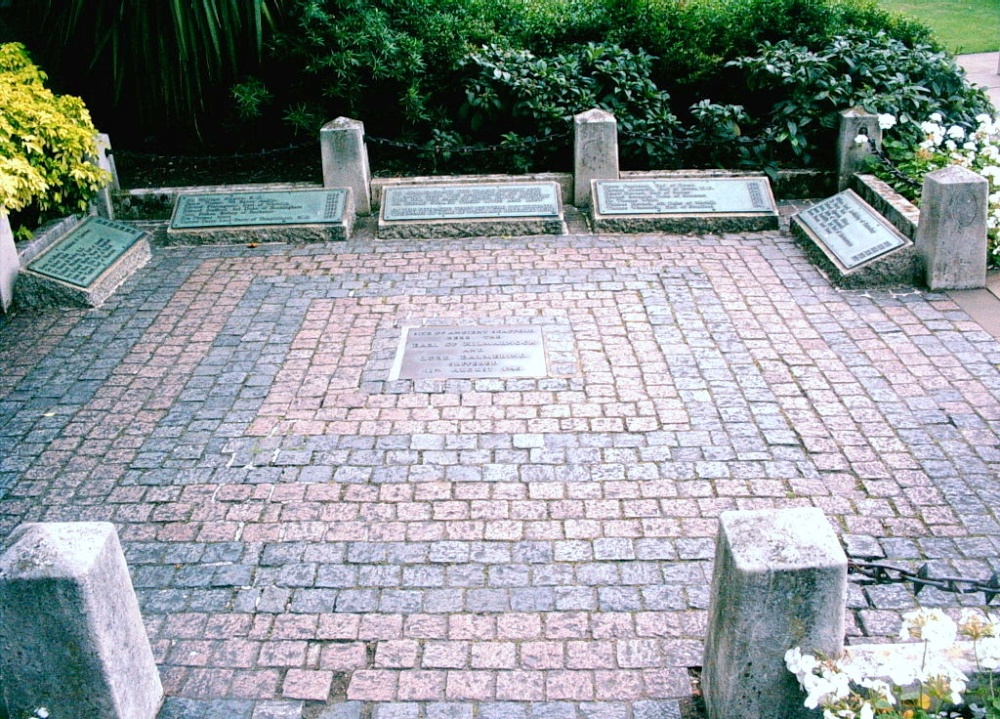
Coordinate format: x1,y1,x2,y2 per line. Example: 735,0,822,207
785,646,819,678
947,124,966,140
859,701,875,719
36,710,49,719
978,637,1000,669
882,653,923,686
859,678,895,705
854,133,869,146
930,112,944,123
877,113,897,130
900,608,958,647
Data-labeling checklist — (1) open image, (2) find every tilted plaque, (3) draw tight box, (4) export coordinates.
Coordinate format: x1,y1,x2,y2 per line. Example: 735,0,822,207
795,191,909,270
27,217,146,288
171,189,348,229
389,325,547,380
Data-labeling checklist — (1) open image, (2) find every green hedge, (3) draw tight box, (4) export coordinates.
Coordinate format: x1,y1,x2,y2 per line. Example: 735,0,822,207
244,0,989,173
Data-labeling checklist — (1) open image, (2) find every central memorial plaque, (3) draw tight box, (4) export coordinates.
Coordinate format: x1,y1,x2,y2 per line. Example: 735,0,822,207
794,190,909,270
28,217,146,288
389,325,547,380
171,189,348,229
590,176,779,233
378,182,566,239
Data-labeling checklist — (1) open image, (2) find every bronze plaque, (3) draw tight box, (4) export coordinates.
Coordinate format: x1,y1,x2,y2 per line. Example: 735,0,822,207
382,183,560,221
594,178,776,215
796,191,908,269
390,325,547,380
28,217,145,288
171,189,348,229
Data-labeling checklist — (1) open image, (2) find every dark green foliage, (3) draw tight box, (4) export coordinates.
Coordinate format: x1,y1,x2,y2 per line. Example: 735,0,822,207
0,0,285,147
1,0,988,176
728,29,993,166
458,43,680,171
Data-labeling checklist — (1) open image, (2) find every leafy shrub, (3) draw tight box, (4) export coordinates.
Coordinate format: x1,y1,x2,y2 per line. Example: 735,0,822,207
264,0,506,139
0,43,108,236
459,42,680,171
727,29,993,167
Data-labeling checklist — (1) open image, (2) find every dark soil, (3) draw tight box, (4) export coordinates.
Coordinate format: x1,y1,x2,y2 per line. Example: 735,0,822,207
114,142,323,189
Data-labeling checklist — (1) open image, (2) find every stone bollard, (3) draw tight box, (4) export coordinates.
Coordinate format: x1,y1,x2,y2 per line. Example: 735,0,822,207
702,507,847,719
836,107,880,192
0,522,162,719
0,212,18,313
321,117,372,214
89,133,121,219
573,108,619,206
915,164,988,290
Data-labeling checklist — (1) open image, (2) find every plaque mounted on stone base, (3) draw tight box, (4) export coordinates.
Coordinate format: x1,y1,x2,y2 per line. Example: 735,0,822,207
590,177,780,233
791,189,916,287
167,188,354,244
378,182,566,239
16,216,151,308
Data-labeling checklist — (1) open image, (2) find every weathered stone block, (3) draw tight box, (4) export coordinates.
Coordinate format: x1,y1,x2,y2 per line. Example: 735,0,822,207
0,213,18,313
702,507,847,719
915,164,988,290
836,107,880,192
321,117,372,214
574,109,619,206
0,522,162,719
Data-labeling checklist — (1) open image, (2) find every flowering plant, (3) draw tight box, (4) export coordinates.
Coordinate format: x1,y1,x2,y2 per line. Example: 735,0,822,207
868,112,1000,267
787,608,1000,718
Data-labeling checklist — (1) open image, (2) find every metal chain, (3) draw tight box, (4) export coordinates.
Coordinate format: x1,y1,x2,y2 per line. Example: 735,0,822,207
112,139,316,162
848,558,1000,605
862,135,922,190
367,132,569,155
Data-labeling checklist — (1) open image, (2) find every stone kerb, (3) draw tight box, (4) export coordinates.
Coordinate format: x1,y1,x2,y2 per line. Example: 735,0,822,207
915,164,989,290
0,522,162,719
702,507,847,719
321,117,372,214
574,108,619,206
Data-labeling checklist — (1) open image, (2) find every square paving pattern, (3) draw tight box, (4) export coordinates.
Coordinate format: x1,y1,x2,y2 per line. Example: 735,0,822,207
1,228,999,719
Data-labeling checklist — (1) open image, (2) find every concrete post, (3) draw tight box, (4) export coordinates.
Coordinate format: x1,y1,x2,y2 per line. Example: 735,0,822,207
573,108,619,206
915,164,989,290
702,507,847,719
0,522,163,719
836,107,880,192
321,117,372,214
88,133,119,219
0,213,18,313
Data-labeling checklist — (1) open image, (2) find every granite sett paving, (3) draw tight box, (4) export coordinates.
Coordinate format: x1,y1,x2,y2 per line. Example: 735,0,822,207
1,223,1000,719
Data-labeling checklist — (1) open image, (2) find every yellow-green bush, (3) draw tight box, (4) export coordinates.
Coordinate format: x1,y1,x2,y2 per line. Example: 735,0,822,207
0,42,108,228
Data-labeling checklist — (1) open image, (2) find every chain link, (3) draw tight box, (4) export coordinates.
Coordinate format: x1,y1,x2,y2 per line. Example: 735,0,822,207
849,559,1000,605
367,132,570,155
862,135,922,190
112,139,316,162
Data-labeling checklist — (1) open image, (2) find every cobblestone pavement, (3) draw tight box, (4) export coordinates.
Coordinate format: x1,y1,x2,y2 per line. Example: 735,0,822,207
2,225,1000,719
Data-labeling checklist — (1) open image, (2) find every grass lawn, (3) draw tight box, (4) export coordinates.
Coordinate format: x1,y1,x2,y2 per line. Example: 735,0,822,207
878,0,1000,54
